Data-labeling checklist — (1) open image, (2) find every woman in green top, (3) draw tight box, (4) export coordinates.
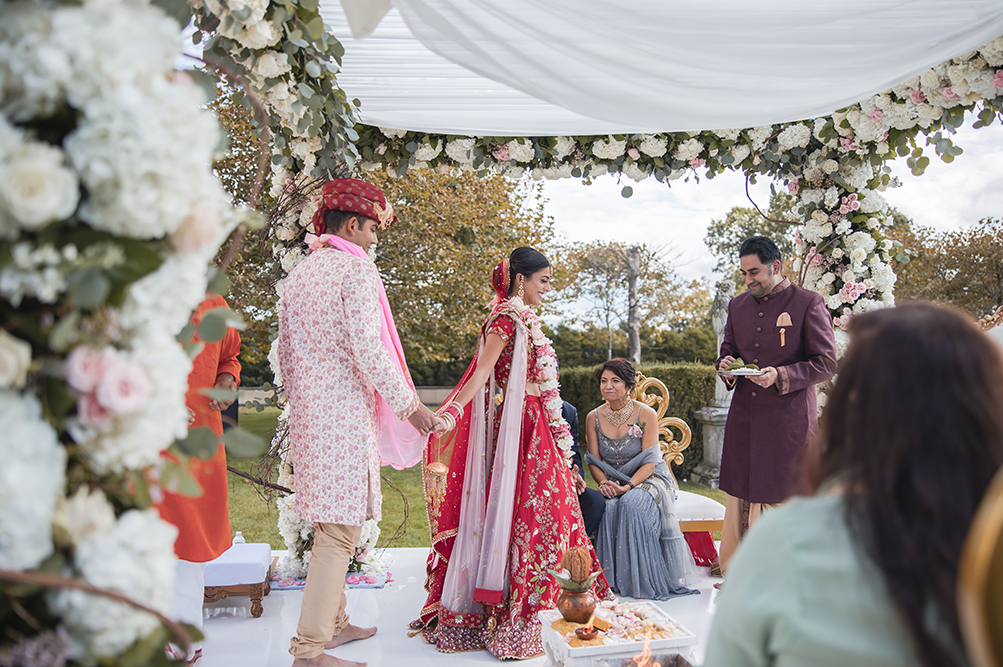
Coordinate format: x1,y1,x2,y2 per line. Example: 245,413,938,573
704,303,1003,667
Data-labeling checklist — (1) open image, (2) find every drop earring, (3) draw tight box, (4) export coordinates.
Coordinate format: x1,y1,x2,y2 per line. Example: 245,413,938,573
518,281,525,299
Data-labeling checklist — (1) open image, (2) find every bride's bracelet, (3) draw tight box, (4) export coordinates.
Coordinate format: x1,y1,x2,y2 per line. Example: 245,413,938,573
436,401,464,431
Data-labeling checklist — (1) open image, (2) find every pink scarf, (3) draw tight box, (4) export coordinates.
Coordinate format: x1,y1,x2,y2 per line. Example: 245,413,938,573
306,232,426,469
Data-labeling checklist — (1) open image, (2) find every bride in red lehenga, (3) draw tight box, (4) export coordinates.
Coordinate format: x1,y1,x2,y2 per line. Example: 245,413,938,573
411,247,612,659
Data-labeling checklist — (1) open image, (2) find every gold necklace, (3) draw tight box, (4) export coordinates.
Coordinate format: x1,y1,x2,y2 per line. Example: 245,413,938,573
604,400,634,428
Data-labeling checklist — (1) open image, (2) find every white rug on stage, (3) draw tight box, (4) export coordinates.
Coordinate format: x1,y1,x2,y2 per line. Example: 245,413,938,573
198,547,720,666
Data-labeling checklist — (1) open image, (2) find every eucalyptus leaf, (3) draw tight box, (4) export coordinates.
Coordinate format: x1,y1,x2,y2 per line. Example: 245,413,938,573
49,310,80,352
117,624,170,667
161,458,204,498
187,68,220,104
222,427,267,458
305,59,322,78
207,269,230,297
620,185,633,198
199,387,239,401
306,16,325,40
149,0,192,26
68,269,111,310
175,427,220,460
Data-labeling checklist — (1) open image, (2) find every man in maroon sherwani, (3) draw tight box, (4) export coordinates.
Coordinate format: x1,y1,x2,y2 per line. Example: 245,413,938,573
716,236,837,573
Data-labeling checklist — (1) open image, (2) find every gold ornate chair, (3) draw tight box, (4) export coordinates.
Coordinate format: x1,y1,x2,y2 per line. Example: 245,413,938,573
958,464,1003,667
630,372,725,534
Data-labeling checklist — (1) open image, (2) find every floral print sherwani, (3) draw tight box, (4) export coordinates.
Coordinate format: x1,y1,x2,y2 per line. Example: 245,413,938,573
278,247,420,526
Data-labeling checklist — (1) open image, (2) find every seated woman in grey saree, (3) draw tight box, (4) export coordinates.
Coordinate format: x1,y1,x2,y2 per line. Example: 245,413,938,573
584,358,699,601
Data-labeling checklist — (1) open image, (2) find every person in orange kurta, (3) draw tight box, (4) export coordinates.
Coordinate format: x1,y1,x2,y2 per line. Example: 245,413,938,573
158,293,241,664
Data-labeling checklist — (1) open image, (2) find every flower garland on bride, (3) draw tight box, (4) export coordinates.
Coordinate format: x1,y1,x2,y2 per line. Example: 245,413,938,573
506,296,574,461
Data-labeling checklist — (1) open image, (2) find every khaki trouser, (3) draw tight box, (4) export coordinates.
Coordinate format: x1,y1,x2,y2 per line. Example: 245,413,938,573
289,523,363,659
719,494,778,575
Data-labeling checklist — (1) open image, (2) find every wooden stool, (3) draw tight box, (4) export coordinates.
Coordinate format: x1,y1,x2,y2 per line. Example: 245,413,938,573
203,543,273,618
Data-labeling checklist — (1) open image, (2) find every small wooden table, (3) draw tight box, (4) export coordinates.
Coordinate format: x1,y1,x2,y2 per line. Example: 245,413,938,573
203,543,273,618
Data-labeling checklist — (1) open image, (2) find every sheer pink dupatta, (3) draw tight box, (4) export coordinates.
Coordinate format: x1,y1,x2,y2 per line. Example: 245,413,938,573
440,318,529,613
307,233,427,469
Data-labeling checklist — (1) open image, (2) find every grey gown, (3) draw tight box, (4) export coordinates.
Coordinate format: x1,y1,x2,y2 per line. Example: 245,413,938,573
587,414,699,600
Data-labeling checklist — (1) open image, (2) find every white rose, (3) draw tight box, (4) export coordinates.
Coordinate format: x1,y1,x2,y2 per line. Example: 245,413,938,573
831,247,844,259
638,135,668,157
413,140,442,162
826,294,843,310
506,139,535,163
850,247,868,263
253,51,291,79
378,127,406,139
235,19,281,50
730,144,751,164
0,142,80,231
0,329,31,389
552,136,577,159
919,69,942,89
776,123,811,151
822,159,839,174
673,138,704,162
54,486,116,546
445,138,475,163
591,136,626,160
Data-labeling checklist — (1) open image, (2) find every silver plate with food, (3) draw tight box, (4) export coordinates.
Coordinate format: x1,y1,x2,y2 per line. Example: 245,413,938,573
718,368,765,376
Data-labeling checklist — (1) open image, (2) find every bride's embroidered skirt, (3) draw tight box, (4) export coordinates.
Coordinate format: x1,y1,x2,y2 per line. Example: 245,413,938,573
413,396,611,659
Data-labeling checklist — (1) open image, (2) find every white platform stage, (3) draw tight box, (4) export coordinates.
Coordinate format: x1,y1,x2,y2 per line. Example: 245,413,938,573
198,548,721,667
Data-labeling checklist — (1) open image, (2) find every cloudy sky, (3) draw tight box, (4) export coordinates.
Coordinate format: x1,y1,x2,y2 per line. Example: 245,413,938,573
542,123,1003,283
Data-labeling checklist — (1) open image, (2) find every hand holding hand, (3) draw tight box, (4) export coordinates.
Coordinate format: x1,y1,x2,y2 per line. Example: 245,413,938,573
209,374,237,411
408,404,440,436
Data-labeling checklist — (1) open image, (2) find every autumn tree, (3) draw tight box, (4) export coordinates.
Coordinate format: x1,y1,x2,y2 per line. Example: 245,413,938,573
891,218,1003,318
704,192,797,284
562,241,710,361
367,170,557,377
210,87,280,384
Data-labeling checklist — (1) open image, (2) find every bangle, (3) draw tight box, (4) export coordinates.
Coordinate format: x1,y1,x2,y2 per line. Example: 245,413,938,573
626,481,634,489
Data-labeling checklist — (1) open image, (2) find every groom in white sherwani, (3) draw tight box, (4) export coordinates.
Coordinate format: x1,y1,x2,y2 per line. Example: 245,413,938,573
279,178,441,667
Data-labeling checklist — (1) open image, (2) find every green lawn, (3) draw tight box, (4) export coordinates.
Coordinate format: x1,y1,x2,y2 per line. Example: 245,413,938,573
229,407,725,549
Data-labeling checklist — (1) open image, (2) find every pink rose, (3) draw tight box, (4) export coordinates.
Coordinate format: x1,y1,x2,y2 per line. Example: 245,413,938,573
628,424,643,438
492,145,511,161
689,158,706,168
839,136,859,151
993,70,1003,88
787,179,800,194
627,147,640,160
941,86,959,100
95,357,151,415
77,393,112,428
869,109,884,123
909,89,926,104
65,346,114,393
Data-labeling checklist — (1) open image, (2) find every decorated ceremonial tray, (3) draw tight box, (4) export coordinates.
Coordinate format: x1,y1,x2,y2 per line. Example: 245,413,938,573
717,368,765,376
538,600,697,667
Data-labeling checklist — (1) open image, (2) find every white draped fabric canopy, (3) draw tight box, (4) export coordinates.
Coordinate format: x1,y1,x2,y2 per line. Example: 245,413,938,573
321,0,1003,135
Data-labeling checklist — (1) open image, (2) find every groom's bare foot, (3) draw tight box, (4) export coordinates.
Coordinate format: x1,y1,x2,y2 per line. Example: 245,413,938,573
324,624,377,649
292,654,365,667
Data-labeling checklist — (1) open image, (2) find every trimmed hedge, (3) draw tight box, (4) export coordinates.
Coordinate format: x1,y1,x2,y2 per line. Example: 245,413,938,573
561,362,718,480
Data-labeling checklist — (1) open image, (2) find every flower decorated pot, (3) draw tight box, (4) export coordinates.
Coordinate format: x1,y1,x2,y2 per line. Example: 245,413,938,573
556,589,597,623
